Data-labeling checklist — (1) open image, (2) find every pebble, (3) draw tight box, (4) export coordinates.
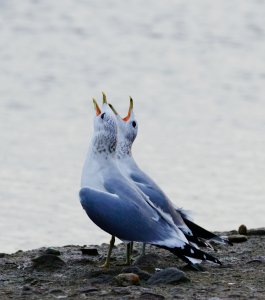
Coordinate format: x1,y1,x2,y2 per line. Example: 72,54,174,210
121,266,151,281
114,273,140,286
139,291,165,299
32,254,65,270
228,235,247,243
80,247,99,256
246,256,265,264
147,268,188,285
78,286,98,294
44,248,61,256
238,224,247,235
133,253,160,271
111,286,132,295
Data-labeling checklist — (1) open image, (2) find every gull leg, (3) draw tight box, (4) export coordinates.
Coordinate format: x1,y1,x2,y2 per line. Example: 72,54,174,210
125,242,133,265
141,242,146,256
101,235,115,268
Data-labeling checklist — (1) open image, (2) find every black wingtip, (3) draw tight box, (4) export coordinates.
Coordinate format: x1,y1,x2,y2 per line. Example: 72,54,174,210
156,243,222,266
183,218,233,247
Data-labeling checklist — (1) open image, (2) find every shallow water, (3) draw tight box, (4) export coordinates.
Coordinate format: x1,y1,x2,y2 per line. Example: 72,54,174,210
0,0,265,253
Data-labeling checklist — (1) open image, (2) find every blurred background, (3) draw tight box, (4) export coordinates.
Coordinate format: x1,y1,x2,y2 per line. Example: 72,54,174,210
0,0,265,253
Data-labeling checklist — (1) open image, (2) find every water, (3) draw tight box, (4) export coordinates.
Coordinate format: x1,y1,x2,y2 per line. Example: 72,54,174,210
0,0,265,253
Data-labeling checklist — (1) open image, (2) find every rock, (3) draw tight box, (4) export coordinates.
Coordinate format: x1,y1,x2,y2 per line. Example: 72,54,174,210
88,269,117,284
0,253,6,258
44,248,61,256
114,273,140,286
139,291,165,299
32,254,65,270
246,256,265,264
111,286,132,295
49,288,67,298
78,286,98,293
147,268,188,285
22,285,32,291
238,224,247,235
133,253,160,271
80,247,99,256
121,266,151,281
247,228,265,236
228,235,247,243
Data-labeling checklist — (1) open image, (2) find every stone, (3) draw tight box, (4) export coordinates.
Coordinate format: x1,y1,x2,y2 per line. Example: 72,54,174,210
111,287,132,295
44,248,61,256
88,269,117,284
139,292,165,299
147,268,188,285
238,224,247,235
32,254,65,270
80,247,99,256
246,256,265,264
133,253,160,271
228,235,247,243
78,286,98,293
114,273,140,286
247,228,265,236
121,266,151,281
0,253,6,258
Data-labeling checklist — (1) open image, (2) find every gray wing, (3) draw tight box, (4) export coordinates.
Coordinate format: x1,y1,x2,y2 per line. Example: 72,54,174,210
79,185,186,247
130,170,192,235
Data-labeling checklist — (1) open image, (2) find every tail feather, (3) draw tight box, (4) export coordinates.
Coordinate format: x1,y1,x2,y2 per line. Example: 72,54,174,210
183,218,232,246
156,243,222,265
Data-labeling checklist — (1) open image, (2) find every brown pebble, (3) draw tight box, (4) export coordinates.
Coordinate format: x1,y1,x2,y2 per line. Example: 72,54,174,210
238,224,247,235
114,273,140,286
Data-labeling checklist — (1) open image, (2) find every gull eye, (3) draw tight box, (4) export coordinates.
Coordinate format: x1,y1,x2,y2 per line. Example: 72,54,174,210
101,113,106,119
132,121,136,128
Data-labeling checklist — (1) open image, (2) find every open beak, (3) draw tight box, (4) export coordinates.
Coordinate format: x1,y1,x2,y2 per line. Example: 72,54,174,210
102,92,108,105
109,103,119,116
92,98,101,116
123,97,133,121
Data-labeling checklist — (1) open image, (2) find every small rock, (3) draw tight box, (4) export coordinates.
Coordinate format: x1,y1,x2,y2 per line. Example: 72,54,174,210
238,224,247,235
228,235,247,243
88,269,118,284
247,228,265,236
133,253,160,271
0,253,6,258
80,247,99,256
114,273,140,286
32,254,65,270
78,286,98,293
139,292,165,299
111,287,132,295
22,285,32,291
121,266,151,281
147,268,188,285
44,248,61,256
246,256,265,264
49,288,65,294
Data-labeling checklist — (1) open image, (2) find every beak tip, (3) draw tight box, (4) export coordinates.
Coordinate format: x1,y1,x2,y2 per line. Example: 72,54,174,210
102,92,107,104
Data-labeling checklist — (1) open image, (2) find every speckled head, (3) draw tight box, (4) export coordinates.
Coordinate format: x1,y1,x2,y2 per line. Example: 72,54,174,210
92,93,117,156
109,97,138,158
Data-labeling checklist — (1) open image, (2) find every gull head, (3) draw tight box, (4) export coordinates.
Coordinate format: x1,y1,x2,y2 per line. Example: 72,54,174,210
109,97,138,158
91,93,117,156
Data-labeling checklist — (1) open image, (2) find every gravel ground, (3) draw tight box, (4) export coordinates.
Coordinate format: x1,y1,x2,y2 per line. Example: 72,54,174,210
0,228,264,299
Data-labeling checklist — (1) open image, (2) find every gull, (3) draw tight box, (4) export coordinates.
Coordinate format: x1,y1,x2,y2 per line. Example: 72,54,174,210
109,97,231,255
79,94,222,268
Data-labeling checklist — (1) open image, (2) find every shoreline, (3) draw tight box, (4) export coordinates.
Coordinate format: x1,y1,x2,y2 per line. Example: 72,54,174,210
0,227,264,299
